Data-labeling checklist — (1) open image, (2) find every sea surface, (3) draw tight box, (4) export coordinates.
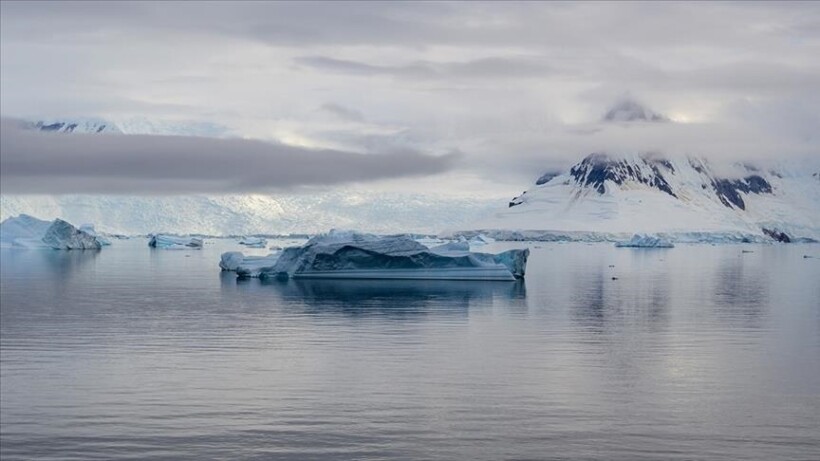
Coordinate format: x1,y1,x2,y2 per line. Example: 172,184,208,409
1,239,819,460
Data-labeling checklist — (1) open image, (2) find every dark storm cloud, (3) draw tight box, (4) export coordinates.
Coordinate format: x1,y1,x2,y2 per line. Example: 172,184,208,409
0,119,459,194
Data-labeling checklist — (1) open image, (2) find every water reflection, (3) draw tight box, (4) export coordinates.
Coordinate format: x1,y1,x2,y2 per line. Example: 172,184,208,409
0,248,99,283
223,277,526,316
712,254,768,329
569,268,671,334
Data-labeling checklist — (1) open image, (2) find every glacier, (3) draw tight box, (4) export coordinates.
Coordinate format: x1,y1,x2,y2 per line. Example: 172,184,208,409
148,234,204,249
235,230,529,281
615,234,675,248
0,117,500,235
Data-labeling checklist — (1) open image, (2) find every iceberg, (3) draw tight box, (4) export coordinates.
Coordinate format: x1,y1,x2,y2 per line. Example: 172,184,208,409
615,233,675,248
0,214,53,248
247,230,529,281
1,215,102,250
42,219,102,250
79,224,112,246
148,234,204,249
238,236,267,248
468,234,496,246
220,251,281,278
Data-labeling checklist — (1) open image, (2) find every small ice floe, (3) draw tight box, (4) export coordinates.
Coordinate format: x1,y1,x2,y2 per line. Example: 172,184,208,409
219,251,281,278
231,229,528,281
615,234,674,248
467,234,496,247
79,224,112,246
238,236,267,248
148,234,204,249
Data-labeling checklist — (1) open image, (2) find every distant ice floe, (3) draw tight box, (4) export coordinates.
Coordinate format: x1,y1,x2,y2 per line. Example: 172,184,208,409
467,234,495,247
79,224,112,246
0,214,105,250
220,251,281,278
238,236,267,248
148,234,204,249
615,234,675,248
221,229,529,281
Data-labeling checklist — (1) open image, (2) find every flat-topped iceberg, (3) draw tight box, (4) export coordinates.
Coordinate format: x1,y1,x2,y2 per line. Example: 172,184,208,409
42,219,102,250
242,229,528,281
148,234,204,249
238,236,267,248
615,233,675,248
220,251,282,278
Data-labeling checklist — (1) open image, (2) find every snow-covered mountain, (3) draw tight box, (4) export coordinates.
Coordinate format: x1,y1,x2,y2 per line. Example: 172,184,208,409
460,152,820,243
29,118,122,134
1,117,500,235
27,117,230,137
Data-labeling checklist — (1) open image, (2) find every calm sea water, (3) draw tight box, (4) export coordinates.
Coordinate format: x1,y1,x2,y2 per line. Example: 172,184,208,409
1,239,819,460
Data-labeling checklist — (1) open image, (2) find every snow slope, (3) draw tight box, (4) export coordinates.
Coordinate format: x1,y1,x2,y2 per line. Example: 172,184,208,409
460,153,820,243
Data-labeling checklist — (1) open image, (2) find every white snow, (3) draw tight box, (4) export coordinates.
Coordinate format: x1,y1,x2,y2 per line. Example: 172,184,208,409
148,234,204,249
615,234,675,248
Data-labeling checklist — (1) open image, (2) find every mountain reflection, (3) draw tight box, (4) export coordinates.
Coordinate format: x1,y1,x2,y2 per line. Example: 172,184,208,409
712,254,768,329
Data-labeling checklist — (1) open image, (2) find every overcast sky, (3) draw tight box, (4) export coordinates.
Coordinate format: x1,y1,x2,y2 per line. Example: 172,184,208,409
1,1,818,195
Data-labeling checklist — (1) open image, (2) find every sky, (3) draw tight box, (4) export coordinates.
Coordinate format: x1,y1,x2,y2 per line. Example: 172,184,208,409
1,1,819,196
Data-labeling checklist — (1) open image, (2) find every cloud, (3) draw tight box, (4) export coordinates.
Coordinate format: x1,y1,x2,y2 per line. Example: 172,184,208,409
319,103,365,122
2,2,819,195
0,119,460,194
294,55,555,80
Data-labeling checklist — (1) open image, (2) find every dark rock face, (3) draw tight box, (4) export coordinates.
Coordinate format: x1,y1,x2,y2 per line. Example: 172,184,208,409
37,122,66,132
602,99,668,122
33,121,108,133
712,175,772,210
509,191,526,207
762,228,791,243
569,153,676,197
